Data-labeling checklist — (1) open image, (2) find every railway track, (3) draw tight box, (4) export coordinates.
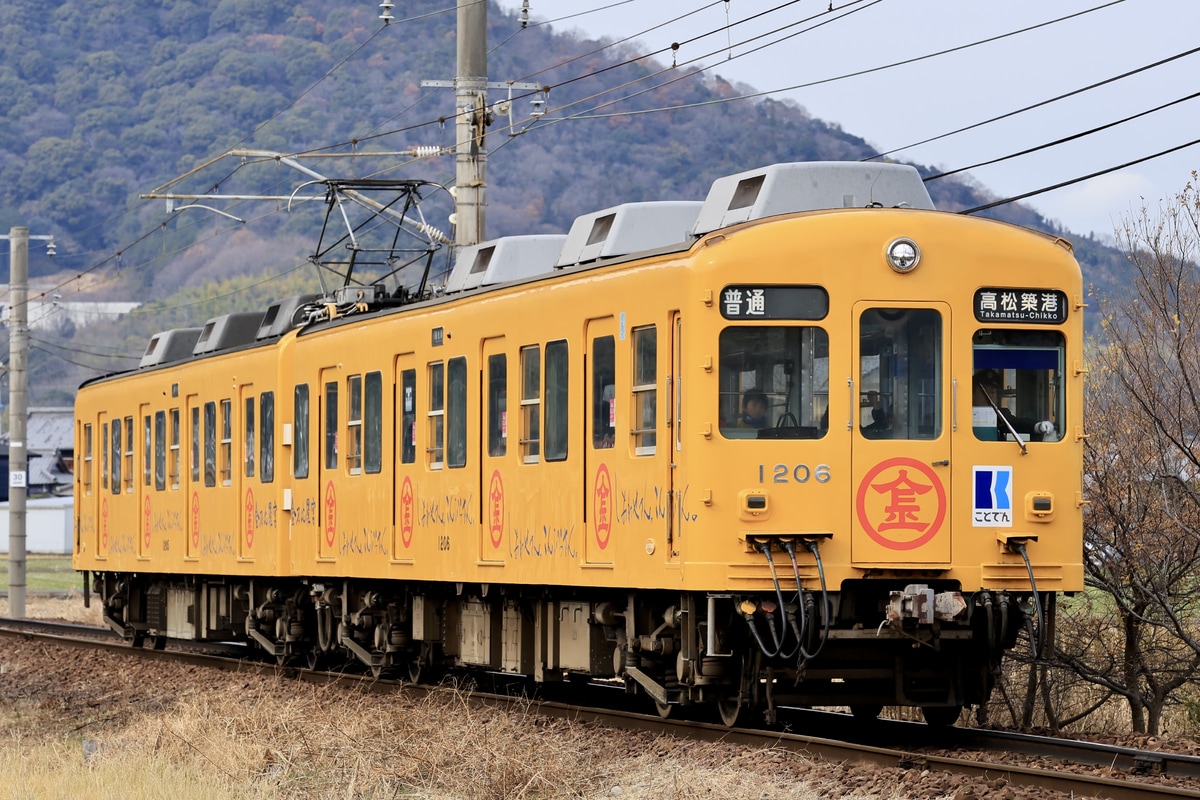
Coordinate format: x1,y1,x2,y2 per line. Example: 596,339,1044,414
2,617,1198,800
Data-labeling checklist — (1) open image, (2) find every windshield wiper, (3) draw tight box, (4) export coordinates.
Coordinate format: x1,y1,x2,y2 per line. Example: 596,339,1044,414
978,384,1027,456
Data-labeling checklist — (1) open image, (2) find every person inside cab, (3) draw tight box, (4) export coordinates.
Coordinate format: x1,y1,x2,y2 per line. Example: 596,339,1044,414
972,369,1056,442
739,389,769,429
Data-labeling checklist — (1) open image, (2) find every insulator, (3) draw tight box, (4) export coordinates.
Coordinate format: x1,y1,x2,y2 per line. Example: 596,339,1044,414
411,145,442,158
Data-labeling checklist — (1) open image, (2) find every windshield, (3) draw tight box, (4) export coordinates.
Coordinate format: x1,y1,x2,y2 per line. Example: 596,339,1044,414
972,329,1065,443
719,326,829,440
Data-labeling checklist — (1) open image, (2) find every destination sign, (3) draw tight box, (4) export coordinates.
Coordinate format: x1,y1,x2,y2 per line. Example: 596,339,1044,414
719,285,828,320
973,288,1067,325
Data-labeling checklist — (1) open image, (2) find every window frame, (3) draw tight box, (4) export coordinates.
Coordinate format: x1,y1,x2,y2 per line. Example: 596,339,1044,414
631,326,657,455
520,345,541,464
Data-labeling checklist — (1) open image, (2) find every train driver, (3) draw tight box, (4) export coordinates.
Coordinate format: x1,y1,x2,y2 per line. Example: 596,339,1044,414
972,369,1056,442
738,389,770,429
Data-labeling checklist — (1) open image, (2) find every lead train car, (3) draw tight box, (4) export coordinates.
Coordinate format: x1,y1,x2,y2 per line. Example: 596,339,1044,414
74,162,1084,726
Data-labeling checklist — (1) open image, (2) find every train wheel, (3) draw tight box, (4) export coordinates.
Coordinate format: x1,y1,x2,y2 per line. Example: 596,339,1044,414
654,699,673,719
305,647,323,671
150,635,167,651
921,705,962,727
850,704,883,721
716,696,745,728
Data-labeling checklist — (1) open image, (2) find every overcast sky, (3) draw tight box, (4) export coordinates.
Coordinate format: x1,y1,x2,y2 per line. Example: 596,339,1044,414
493,0,1200,239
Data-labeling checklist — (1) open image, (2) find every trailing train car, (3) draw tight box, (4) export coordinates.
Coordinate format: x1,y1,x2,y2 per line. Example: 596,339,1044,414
74,162,1084,726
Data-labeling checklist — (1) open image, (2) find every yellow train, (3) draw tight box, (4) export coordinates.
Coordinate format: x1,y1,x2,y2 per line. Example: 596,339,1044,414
73,162,1084,726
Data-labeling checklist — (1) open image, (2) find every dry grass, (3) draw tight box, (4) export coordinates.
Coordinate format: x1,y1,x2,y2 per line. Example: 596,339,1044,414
0,593,103,625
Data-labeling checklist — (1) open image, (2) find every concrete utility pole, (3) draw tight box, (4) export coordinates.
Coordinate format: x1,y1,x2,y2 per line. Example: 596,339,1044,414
2,227,53,619
454,0,487,248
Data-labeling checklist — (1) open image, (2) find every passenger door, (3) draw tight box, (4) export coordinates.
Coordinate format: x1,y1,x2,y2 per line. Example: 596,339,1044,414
851,303,951,564
584,318,617,565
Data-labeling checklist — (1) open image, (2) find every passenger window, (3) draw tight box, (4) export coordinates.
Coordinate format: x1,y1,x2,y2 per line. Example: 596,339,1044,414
520,346,540,463
364,373,381,474
83,423,93,496
324,381,338,470
972,330,1064,443
448,357,467,469
719,326,829,440
143,415,152,487
858,308,942,440
294,384,310,479
192,407,201,483
400,370,416,465
154,411,166,491
204,402,216,487
428,362,444,469
487,355,507,457
632,326,656,454
260,393,274,483
124,416,134,493
545,341,568,462
102,422,109,491
592,336,615,449
111,417,121,495
169,409,180,490
219,400,232,486
244,396,256,478
347,374,363,474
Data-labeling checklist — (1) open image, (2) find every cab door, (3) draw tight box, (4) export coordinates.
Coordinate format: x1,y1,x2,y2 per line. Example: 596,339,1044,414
480,337,507,563
584,318,617,565
851,303,951,564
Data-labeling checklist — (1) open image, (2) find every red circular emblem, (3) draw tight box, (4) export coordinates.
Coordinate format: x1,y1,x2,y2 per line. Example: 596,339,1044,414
190,492,200,549
487,470,504,548
400,476,414,548
594,463,613,550
324,481,337,547
143,496,152,549
244,487,256,550
855,457,947,551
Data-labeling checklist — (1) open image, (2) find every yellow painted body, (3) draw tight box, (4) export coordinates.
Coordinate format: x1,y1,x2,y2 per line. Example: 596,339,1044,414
74,208,1083,599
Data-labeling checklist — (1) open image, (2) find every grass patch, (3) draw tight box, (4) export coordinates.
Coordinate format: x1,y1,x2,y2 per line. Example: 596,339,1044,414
0,554,83,592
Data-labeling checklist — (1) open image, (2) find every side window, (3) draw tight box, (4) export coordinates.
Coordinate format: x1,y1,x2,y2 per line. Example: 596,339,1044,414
83,423,93,495
294,384,309,479
545,340,568,462
448,357,467,469
324,381,338,470
102,422,109,491
244,396,256,478
143,415,152,487
347,374,363,474
260,392,274,483
219,399,232,486
124,415,134,493
632,326,657,454
169,409,180,490
154,411,166,491
111,417,121,495
487,354,506,457
400,370,416,465
204,401,216,487
191,407,201,483
592,335,615,449
428,362,444,469
365,372,382,474
520,345,540,463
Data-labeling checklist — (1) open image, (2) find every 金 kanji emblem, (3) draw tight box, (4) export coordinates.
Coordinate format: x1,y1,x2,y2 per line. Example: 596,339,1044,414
488,470,504,548
594,464,613,549
855,457,946,551
400,476,414,548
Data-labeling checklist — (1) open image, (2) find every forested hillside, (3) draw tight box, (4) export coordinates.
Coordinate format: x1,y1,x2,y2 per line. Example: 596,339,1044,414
0,0,1131,404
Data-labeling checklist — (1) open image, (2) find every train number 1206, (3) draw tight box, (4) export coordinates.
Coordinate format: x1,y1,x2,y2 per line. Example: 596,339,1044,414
758,463,831,484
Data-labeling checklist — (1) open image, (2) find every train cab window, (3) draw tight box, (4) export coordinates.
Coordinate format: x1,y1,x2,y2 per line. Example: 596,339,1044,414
169,409,180,490
592,335,615,449
101,422,109,491
858,308,941,440
364,372,381,474
448,357,467,469
124,415,134,493
632,326,657,454
204,401,217,487
192,407,201,483
972,330,1065,443
260,392,275,482
154,411,166,491
545,341,569,462
324,382,338,470
487,355,507,457
294,384,310,479
111,417,121,495
82,423,93,495
347,374,363,474
520,346,541,463
400,371,416,465
143,415,152,487
428,362,445,469
245,396,256,478
219,399,232,486
719,326,829,440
